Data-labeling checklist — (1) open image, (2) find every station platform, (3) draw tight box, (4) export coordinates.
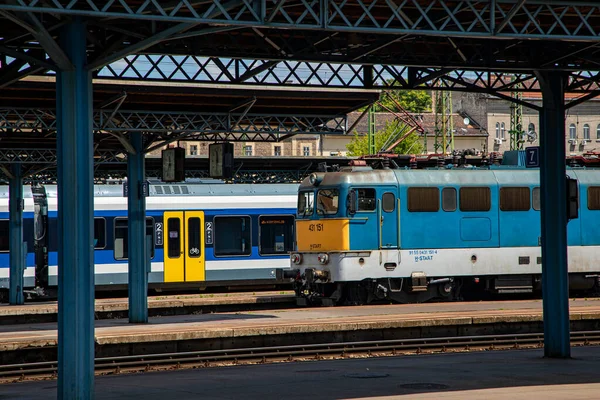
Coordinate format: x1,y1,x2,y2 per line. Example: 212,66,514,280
0,291,295,324
2,345,600,399
1,299,600,361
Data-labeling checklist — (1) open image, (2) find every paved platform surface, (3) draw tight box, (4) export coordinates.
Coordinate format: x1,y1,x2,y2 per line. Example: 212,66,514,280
1,299,600,351
2,346,600,399
0,291,294,317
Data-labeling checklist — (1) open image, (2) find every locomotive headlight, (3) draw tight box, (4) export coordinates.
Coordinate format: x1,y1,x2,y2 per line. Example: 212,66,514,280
291,253,303,265
309,173,323,186
317,253,329,265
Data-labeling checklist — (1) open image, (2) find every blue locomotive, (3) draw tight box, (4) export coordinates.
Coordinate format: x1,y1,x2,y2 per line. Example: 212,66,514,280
0,182,298,299
284,162,600,305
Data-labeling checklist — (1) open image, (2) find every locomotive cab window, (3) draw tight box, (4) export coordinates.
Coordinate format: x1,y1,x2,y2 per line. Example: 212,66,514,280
94,218,106,249
298,191,314,217
259,215,294,255
214,216,251,257
357,188,376,211
382,192,395,212
316,189,339,215
500,187,530,211
114,217,156,260
459,187,491,212
408,187,439,212
442,187,457,212
0,220,8,252
588,186,600,210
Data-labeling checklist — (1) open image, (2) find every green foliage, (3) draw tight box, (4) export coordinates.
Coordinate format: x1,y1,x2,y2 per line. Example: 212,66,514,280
376,90,432,113
346,119,424,156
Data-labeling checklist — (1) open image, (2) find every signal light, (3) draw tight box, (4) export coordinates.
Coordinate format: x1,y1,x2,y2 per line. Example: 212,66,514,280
291,254,303,265
317,253,329,265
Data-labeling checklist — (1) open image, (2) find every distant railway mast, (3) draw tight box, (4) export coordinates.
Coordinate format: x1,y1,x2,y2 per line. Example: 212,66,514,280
510,79,525,151
434,89,453,155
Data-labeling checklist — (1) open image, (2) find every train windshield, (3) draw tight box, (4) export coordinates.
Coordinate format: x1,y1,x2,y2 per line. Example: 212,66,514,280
298,191,315,216
316,189,339,215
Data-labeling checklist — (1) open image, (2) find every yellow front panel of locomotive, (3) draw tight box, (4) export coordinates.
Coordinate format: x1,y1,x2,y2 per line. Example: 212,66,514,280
296,219,350,252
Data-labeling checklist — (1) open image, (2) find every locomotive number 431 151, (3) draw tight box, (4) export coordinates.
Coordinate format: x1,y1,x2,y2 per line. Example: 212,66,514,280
308,223,324,232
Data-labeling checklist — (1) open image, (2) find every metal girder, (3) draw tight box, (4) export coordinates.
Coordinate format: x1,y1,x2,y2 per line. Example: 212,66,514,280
0,108,346,135
3,1,600,41
0,148,127,165
94,55,600,93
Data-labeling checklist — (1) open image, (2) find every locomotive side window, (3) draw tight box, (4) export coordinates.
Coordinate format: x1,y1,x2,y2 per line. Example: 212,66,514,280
500,187,530,211
167,218,181,258
259,215,294,255
214,216,251,256
316,189,339,215
532,187,541,211
0,220,8,252
442,187,457,212
588,186,600,210
114,217,156,260
94,218,106,249
298,191,314,216
459,187,491,211
408,187,439,212
357,189,376,211
382,193,395,212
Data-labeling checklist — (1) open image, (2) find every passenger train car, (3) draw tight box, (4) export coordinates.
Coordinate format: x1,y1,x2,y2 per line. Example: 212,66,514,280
283,164,600,305
0,182,298,299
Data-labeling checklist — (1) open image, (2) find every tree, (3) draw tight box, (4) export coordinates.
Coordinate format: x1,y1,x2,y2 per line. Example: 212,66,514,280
376,90,432,113
346,119,424,156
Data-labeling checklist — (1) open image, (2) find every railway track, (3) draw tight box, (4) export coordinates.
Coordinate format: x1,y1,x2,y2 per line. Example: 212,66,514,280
2,331,600,383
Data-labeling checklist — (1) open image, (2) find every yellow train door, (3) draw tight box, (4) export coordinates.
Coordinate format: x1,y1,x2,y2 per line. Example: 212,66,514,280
163,211,205,283
184,211,205,281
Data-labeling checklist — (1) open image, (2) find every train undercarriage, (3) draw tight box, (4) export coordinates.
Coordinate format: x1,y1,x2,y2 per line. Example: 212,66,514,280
288,269,600,306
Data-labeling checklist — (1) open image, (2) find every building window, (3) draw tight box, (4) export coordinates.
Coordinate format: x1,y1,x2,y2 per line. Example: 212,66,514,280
243,145,253,156
407,187,440,212
303,146,310,156
495,122,500,139
500,122,505,140
273,146,282,156
569,124,577,139
189,145,198,156
528,123,535,134
459,187,491,212
584,124,590,140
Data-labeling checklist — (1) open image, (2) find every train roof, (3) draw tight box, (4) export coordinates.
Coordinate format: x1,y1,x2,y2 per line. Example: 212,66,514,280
0,183,299,199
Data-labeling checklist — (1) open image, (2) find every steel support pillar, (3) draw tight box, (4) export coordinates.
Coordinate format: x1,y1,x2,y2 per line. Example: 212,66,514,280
536,70,570,358
9,163,24,305
127,132,148,323
56,18,95,399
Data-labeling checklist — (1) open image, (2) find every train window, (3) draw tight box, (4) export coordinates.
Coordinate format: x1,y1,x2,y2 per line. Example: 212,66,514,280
459,187,491,212
588,187,600,210
357,189,376,211
298,191,314,216
382,193,395,212
408,187,439,212
442,187,457,212
259,215,294,255
113,217,156,260
500,187,530,211
0,220,8,252
94,218,106,249
532,187,541,211
316,189,339,215
188,217,201,258
167,218,181,258
214,216,251,257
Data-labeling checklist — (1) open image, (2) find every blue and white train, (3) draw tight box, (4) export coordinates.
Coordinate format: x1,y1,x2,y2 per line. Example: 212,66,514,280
284,163,600,305
0,182,298,298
